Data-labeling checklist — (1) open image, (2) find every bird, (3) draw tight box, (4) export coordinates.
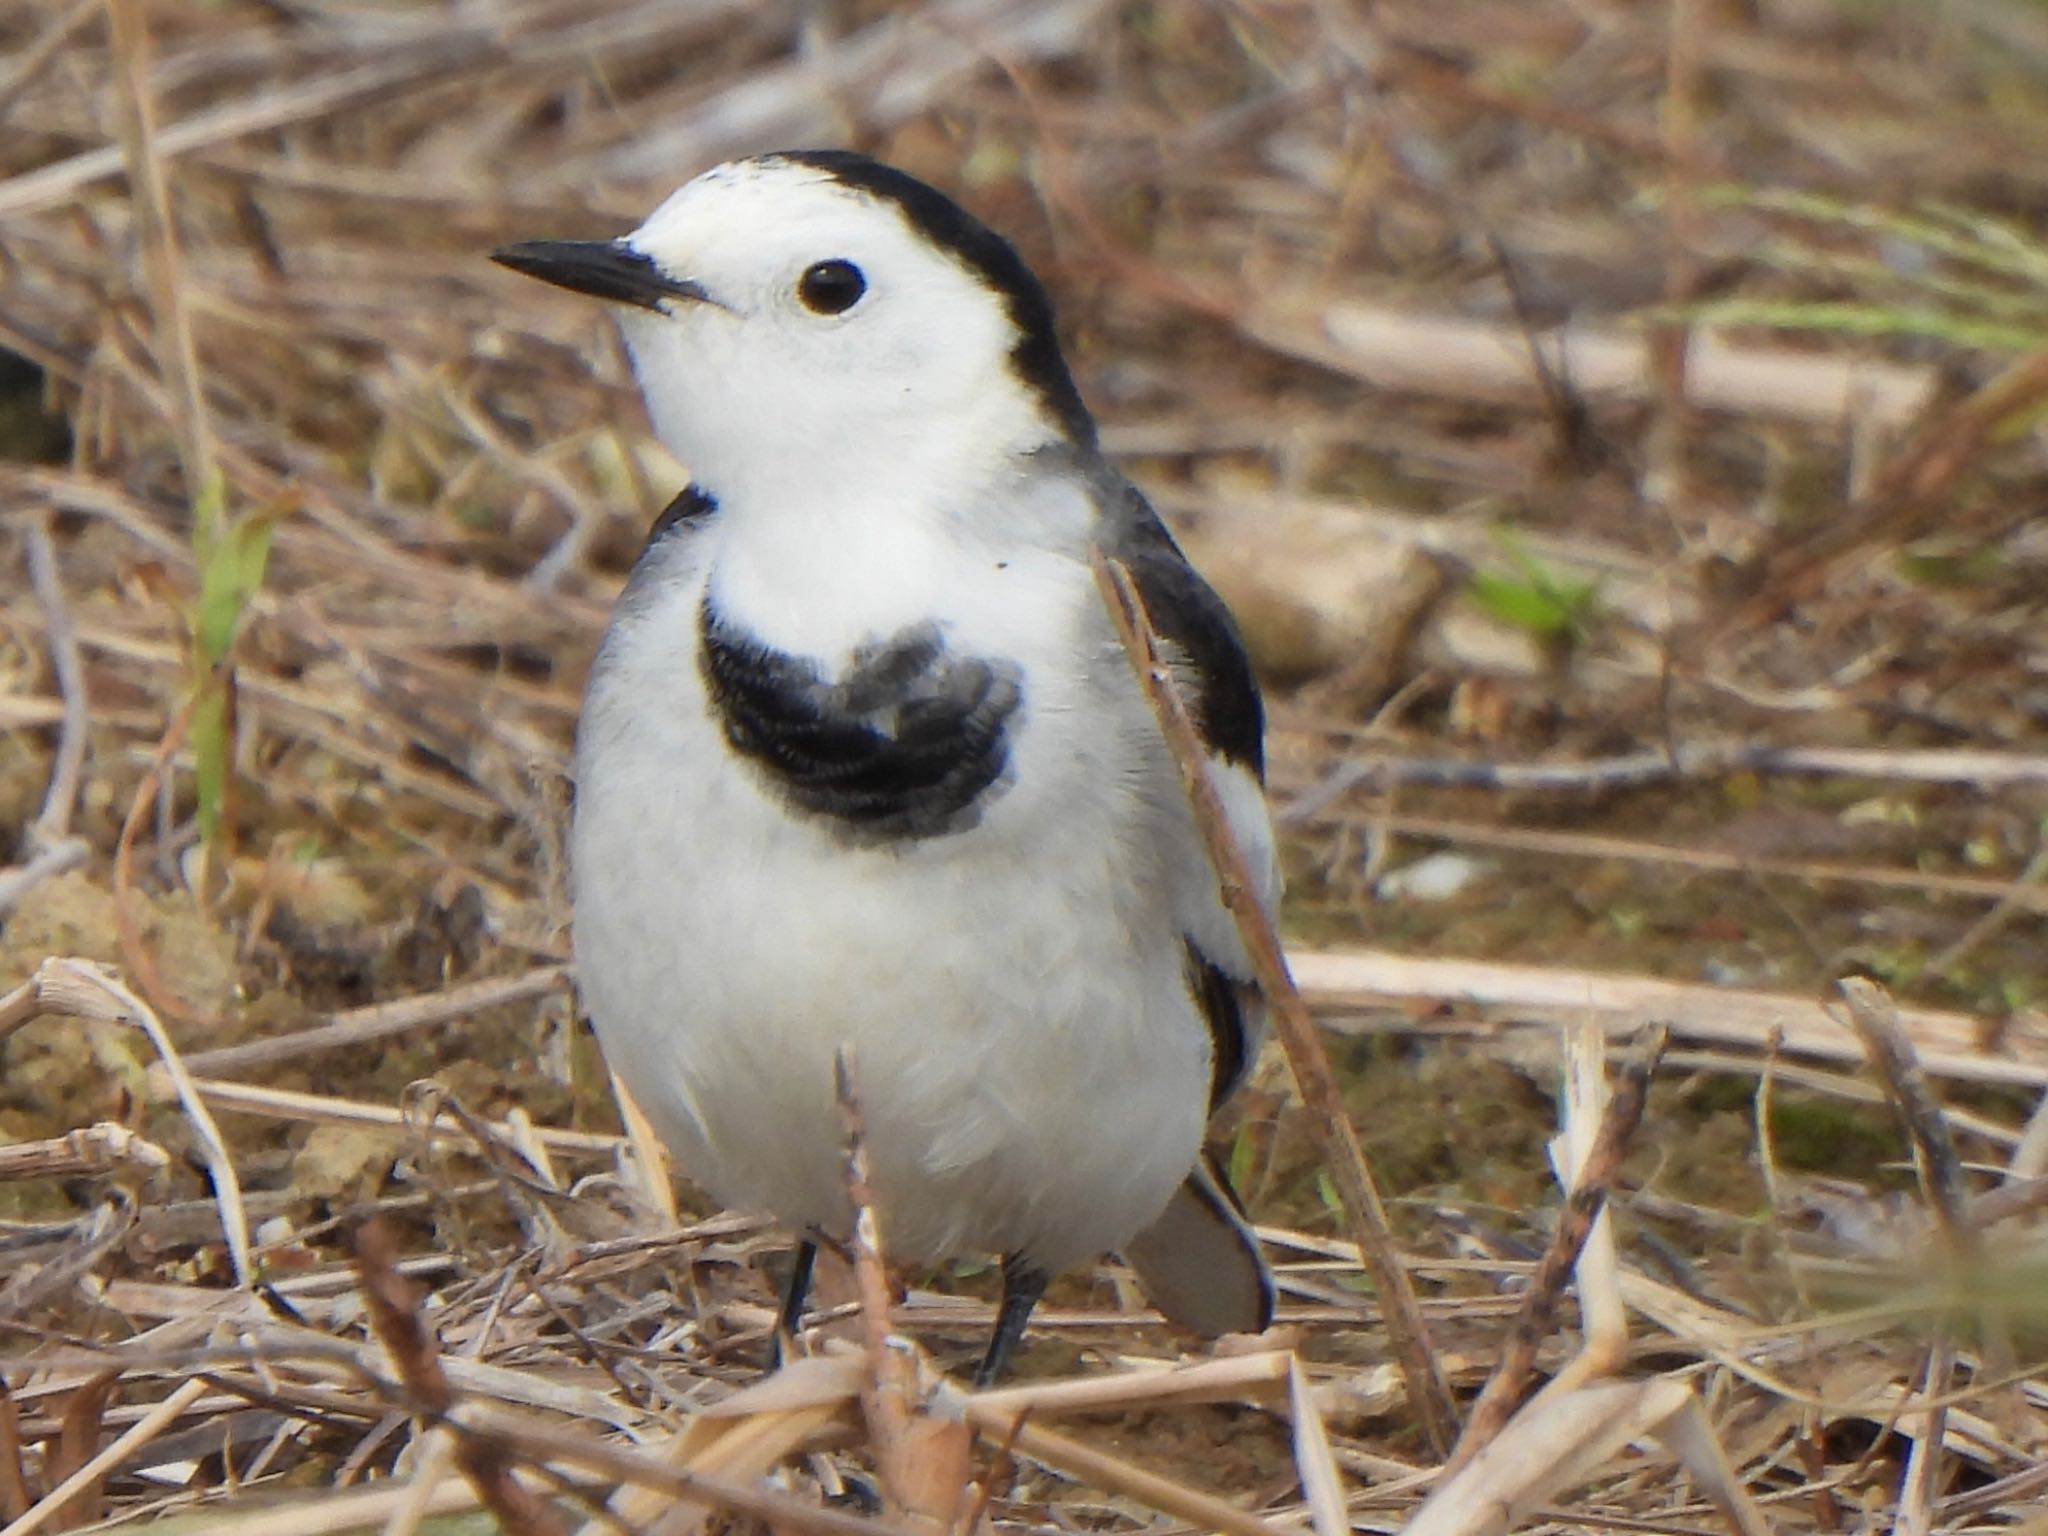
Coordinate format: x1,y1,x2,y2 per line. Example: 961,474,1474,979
493,149,1279,1384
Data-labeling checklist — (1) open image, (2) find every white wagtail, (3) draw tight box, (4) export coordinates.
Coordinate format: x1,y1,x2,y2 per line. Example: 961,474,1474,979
494,150,1279,1382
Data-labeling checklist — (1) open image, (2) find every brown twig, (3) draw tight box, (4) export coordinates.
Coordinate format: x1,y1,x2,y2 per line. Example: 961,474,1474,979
105,0,216,504
0,1382,29,1523
0,1124,170,1182
0,0,97,123
8,958,251,1284
110,692,206,1028
168,966,570,1081
1445,1024,1668,1475
0,1196,135,1321
0,838,89,923
1649,0,1707,514
22,511,88,851
1836,979,1972,1247
1090,548,1459,1458
835,1047,968,1529
46,1370,119,1532
1837,977,2021,1435
354,1218,569,1536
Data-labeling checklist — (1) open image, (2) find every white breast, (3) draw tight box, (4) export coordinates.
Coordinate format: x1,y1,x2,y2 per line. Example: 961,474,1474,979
568,495,1214,1271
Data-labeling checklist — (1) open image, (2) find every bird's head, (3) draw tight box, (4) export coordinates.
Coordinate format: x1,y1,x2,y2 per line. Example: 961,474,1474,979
494,152,1094,509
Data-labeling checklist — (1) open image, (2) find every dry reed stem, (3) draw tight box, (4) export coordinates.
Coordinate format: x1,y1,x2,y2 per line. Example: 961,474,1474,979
1293,947,2048,1088
441,1402,918,1536
968,1349,1295,1418
1650,0,1707,512
1285,1354,1349,1536
0,1389,25,1526
380,1424,457,1536
0,1376,210,1536
0,1197,135,1320
958,1408,1293,1536
105,0,215,502
1444,1376,1775,1536
834,1048,967,1529
955,1351,1345,1536
606,1071,679,1227
593,0,1112,180
1894,1341,1953,1536
0,0,96,121
110,693,206,1028
0,840,89,924
173,1077,622,1158
12,957,252,1285
353,1218,568,1536
2009,1091,2048,1181
1309,809,2048,914
1241,303,1937,430
1837,977,2025,1439
0,1124,169,1182
167,967,570,1081
1878,345,2048,502
20,512,87,851
1553,1022,1627,1361
580,1395,851,1536
0,37,478,220
1089,548,1459,1457
1837,979,1976,1246
1445,1024,1666,1475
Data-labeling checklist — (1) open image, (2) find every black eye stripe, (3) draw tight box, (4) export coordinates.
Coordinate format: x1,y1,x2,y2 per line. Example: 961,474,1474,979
798,259,866,315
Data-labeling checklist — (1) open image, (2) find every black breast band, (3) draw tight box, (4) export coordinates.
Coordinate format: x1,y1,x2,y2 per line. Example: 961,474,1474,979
698,602,1023,844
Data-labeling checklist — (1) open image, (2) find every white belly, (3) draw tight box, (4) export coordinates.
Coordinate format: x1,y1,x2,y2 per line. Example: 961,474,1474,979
569,561,1211,1272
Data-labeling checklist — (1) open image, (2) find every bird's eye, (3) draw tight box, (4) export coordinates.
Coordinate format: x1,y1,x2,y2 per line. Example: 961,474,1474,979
797,259,866,315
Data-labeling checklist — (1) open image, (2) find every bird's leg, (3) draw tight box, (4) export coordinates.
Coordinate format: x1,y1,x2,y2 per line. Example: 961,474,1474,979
771,1237,819,1368
974,1257,1049,1386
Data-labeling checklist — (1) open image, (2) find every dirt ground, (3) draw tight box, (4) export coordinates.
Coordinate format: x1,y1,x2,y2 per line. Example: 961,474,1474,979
1,1,2045,1532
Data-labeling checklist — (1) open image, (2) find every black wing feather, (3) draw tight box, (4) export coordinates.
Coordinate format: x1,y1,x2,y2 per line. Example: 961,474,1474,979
1108,487,1264,777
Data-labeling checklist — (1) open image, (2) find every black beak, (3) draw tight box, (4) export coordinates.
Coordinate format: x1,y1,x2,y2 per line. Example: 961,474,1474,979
491,239,711,311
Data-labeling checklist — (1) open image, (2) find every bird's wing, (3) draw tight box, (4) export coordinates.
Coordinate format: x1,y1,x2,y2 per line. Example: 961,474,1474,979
1107,490,1279,1110
1106,488,1278,1339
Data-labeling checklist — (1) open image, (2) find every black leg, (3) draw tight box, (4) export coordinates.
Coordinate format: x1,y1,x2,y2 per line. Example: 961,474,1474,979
974,1257,1049,1387
771,1238,819,1368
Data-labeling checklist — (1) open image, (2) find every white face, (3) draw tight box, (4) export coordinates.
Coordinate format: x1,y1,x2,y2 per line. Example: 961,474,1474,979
612,157,1062,508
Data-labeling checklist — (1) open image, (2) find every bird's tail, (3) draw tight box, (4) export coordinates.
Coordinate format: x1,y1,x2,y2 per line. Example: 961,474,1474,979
1121,1155,1273,1337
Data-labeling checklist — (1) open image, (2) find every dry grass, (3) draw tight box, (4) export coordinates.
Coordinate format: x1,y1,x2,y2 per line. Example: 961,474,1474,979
2,1,2046,1532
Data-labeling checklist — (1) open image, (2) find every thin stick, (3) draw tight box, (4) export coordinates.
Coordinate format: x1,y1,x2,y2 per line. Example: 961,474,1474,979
958,1410,1293,1536
0,1123,170,1182
1837,979,1974,1244
0,1196,134,1319
1837,977,2021,1432
354,1219,568,1536
22,512,88,850
0,1376,209,1536
1300,808,2048,912
0,838,89,923
836,1048,964,1528
0,0,97,123
182,1075,622,1156
34,959,252,1286
105,0,216,504
1090,549,1458,1457
1445,1025,1667,1474
1894,1341,1952,1536
110,693,206,1028
1283,744,2048,818
1649,0,1707,513
168,966,570,1080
